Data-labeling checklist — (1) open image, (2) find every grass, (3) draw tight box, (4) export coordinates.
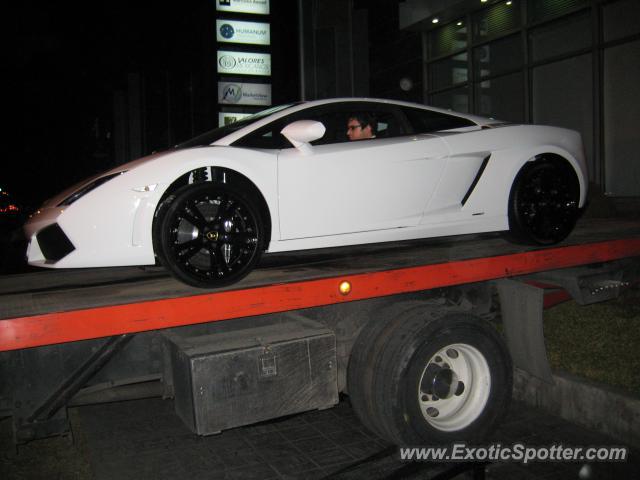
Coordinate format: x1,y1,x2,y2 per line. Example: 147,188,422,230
543,284,640,397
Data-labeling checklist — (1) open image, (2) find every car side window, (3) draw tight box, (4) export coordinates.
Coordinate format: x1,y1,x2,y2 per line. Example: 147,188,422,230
231,120,291,149
401,107,476,134
308,106,407,144
232,103,408,149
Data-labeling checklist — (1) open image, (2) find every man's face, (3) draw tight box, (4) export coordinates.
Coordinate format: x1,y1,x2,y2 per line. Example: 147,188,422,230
347,117,373,141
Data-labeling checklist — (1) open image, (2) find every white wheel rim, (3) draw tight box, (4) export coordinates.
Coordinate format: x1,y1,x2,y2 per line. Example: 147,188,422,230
417,343,491,432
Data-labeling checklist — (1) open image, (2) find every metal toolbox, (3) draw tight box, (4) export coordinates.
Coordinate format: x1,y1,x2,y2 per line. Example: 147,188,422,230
164,319,338,435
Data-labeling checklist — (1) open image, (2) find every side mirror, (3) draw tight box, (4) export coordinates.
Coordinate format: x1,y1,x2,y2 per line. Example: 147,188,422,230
281,120,326,155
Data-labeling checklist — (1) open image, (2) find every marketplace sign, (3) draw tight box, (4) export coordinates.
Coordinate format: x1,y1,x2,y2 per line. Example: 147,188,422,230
218,82,272,106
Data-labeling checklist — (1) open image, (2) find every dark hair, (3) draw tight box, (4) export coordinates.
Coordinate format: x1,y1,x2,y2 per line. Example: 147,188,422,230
349,112,377,134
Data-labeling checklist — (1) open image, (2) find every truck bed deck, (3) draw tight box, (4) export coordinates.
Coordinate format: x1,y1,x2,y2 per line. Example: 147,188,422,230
2,218,639,351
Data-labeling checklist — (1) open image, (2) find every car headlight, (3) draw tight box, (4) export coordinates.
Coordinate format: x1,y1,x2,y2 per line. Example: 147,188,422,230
57,171,127,207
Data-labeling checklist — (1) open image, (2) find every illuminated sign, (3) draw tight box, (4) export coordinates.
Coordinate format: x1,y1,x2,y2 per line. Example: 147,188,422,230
216,20,270,45
217,51,271,76
218,82,271,106
218,112,253,127
216,0,269,15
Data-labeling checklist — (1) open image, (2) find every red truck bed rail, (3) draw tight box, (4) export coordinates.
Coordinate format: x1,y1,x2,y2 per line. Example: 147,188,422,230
2,223,639,352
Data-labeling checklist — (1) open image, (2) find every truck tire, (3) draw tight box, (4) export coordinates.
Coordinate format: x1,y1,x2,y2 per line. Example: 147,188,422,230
349,306,512,445
374,312,512,445
347,300,449,439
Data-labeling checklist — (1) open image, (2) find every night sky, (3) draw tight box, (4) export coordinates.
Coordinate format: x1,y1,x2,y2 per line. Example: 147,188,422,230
8,1,298,207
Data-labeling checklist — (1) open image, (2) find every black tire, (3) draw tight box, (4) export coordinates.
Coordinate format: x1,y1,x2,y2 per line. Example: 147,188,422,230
347,301,437,438
155,182,264,288
152,192,177,267
508,158,580,245
370,312,512,445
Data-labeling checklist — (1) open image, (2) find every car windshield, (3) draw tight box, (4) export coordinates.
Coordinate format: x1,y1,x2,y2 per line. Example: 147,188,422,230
176,102,303,149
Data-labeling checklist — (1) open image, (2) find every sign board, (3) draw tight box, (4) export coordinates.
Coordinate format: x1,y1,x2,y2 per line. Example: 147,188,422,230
218,112,253,127
218,82,271,106
217,51,271,76
216,0,269,15
217,20,270,45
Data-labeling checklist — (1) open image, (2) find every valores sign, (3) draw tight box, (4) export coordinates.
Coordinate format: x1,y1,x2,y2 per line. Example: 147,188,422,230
217,20,270,45
218,82,272,106
217,51,271,76
216,0,269,15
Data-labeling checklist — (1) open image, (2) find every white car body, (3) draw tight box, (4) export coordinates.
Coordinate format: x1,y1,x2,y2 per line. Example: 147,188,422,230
25,98,587,273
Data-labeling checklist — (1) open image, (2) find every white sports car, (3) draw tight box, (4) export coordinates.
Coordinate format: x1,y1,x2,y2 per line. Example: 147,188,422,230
25,98,587,287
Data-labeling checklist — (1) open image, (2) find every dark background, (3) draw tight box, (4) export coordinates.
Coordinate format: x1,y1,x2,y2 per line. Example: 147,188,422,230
6,1,300,208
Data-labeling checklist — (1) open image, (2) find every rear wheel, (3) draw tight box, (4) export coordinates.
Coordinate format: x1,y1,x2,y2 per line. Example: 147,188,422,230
347,301,438,438
155,182,264,288
349,308,512,445
508,158,580,245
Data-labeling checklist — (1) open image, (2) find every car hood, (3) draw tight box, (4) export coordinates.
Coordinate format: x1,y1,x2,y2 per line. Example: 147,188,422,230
41,149,177,208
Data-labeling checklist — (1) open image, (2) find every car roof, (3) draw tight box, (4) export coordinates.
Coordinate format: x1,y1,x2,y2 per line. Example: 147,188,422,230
213,97,499,146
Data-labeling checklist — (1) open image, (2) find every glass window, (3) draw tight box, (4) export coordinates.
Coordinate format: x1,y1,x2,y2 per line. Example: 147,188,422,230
604,40,640,196
529,0,588,23
430,87,470,113
178,103,299,148
603,0,640,43
532,54,593,177
428,53,468,91
232,102,408,149
473,34,522,79
529,12,591,62
473,0,521,41
475,72,524,122
401,107,476,133
230,120,291,149
429,20,467,58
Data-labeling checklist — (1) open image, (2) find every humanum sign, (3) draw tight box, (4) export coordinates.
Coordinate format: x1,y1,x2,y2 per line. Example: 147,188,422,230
217,20,270,45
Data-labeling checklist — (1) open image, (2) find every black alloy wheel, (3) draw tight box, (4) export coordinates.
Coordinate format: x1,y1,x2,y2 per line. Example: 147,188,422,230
156,182,264,288
509,159,580,245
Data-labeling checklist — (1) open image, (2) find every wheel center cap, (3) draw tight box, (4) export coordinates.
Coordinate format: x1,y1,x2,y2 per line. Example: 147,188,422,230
432,368,459,400
206,231,219,241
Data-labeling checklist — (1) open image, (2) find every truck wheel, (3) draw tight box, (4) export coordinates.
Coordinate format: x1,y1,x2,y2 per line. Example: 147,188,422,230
347,301,449,439
369,312,511,445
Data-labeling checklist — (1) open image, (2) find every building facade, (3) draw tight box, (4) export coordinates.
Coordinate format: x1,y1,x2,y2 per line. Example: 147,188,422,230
301,0,640,200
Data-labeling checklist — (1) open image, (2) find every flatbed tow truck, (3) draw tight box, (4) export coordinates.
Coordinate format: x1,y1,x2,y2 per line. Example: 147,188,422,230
1,218,639,448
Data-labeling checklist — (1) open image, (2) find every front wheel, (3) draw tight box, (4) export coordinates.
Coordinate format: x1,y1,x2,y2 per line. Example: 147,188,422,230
155,182,264,288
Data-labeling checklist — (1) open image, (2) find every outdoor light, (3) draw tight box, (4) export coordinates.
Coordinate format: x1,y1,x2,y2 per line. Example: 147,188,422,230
432,18,439,24
457,21,463,26
339,281,352,295
399,77,414,91
506,1,513,5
